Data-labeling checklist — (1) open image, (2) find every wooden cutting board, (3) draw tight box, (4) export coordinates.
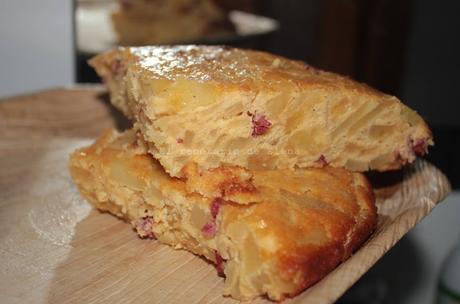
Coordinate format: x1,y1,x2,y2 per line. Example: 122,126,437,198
0,87,451,304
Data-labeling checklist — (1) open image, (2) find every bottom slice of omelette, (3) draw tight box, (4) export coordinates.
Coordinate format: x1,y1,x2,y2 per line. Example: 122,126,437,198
69,128,376,301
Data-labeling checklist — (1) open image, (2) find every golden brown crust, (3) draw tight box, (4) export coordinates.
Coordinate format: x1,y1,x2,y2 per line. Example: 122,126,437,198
276,172,377,299
89,45,389,95
69,128,377,301
181,162,261,204
223,166,377,299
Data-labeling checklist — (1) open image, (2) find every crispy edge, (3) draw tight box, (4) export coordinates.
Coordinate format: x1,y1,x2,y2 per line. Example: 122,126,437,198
275,172,376,300
181,162,261,204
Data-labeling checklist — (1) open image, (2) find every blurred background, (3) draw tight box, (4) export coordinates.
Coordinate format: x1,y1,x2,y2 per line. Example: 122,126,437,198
0,0,459,303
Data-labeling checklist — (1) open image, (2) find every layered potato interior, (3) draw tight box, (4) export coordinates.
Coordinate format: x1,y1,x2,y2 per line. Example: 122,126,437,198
89,46,432,178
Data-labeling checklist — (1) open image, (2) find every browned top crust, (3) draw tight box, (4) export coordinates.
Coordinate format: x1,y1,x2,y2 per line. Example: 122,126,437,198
94,45,386,92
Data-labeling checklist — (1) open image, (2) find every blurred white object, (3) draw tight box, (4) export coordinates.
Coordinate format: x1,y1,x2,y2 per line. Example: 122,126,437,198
76,1,278,54
0,0,73,98
229,11,278,36
76,0,117,54
406,192,460,304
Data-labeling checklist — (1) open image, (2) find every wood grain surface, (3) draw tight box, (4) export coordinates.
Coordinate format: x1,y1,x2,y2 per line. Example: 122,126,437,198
0,87,451,304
